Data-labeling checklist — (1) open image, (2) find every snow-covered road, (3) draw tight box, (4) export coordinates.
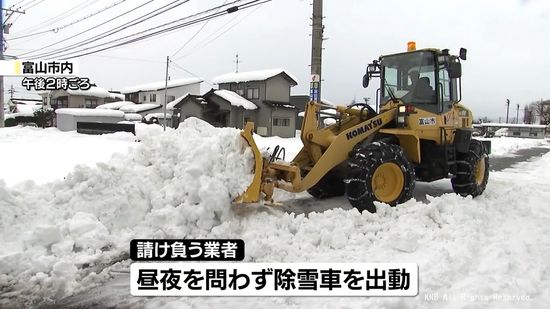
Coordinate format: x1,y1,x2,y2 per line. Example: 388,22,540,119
1,122,549,308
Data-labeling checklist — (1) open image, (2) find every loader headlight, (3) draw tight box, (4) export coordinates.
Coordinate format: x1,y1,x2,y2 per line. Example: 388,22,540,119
398,106,406,113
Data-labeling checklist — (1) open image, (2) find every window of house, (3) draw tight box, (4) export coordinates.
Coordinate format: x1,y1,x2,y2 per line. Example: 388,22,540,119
150,94,157,102
273,117,290,127
246,88,260,100
57,99,68,108
167,95,176,102
513,131,520,136
143,95,147,102
85,99,98,108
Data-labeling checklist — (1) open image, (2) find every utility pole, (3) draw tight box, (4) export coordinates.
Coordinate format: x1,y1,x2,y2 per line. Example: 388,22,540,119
309,0,323,103
163,56,169,131
516,104,519,124
1,7,25,128
505,98,510,124
1,7,4,128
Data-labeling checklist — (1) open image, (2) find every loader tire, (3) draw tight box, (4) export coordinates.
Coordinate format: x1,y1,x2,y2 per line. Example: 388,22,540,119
345,142,415,213
451,139,489,197
307,171,345,199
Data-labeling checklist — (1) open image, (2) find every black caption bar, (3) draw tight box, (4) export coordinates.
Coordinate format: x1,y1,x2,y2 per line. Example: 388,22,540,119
130,239,245,261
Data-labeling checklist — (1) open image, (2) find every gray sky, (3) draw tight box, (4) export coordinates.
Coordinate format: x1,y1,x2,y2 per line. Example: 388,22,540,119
4,0,550,120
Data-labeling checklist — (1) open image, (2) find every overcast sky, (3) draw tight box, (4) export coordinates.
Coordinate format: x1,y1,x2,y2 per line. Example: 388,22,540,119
4,0,550,120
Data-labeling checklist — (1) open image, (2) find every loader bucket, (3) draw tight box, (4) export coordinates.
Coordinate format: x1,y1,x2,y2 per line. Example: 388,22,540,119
234,122,264,203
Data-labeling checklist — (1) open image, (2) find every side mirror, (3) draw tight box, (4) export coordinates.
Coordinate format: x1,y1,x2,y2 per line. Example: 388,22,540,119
448,61,462,79
362,73,369,88
459,48,467,61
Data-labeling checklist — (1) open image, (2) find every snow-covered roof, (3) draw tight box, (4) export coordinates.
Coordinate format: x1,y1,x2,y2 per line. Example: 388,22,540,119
212,68,298,85
119,103,161,113
476,122,547,129
10,99,43,105
96,101,135,110
214,90,257,110
167,93,190,110
55,108,124,117
124,113,143,121
66,86,113,98
109,92,125,100
121,77,203,94
144,112,173,121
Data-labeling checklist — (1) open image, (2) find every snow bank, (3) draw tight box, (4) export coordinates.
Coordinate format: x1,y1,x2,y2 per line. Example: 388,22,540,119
0,118,254,306
214,90,257,110
480,137,549,156
124,113,143,121
144,112,172,121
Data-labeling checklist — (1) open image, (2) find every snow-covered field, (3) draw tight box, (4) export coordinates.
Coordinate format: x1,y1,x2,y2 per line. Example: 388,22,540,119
0,121,549,308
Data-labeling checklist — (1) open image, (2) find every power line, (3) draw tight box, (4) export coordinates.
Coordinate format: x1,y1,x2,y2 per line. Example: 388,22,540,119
20,0,190,59
13,0,97,35
48,0,250,60
16,0,155,57
171,0,229,58
8,0,128,41
24,0,47,10
170,59,214,86
174,3,260,61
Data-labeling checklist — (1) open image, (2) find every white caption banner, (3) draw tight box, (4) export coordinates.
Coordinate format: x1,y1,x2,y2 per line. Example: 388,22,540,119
130,262,418,297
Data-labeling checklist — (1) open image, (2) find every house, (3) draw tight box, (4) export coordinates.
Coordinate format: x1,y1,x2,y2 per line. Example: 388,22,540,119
41,86,123,109
121,77,202,106
473,123,546,139
169,90,257,129
211,69,298,137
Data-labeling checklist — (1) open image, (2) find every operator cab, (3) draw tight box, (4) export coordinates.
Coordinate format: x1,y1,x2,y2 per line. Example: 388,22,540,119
363,44,466,114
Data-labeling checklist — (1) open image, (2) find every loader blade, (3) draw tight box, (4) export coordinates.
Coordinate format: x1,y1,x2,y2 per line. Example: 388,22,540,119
234,122,264,203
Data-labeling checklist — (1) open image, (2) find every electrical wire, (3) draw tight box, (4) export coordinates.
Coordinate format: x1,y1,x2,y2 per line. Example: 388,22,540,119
8,0,128,41
20,0,190,59
13,0,97,35
174,3,260,61
45,0,250,60
55,1,262,60
171,0,229,58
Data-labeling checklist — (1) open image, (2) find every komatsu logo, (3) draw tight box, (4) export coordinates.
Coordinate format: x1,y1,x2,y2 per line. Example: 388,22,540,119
345,118,383,140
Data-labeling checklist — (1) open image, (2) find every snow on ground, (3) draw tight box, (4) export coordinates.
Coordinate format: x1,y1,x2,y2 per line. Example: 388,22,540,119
0,127,137,186
480,136,548,156
0,125,549,308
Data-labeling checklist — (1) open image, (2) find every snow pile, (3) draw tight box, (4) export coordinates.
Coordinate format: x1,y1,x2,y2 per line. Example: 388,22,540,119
96,101,135,110
0,118,254,306
145,112,172,121
214,90,258,110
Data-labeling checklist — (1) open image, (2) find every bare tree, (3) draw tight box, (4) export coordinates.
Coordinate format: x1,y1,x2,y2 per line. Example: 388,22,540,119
526,100,550,125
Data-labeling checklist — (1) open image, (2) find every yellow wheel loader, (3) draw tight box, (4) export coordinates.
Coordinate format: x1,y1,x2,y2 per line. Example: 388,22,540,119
236,43,490,213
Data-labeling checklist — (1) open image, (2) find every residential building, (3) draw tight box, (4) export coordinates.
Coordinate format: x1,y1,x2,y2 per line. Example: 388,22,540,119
211,69,298,137
169,89,257,129
40,86,123,110
121,77,202,106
